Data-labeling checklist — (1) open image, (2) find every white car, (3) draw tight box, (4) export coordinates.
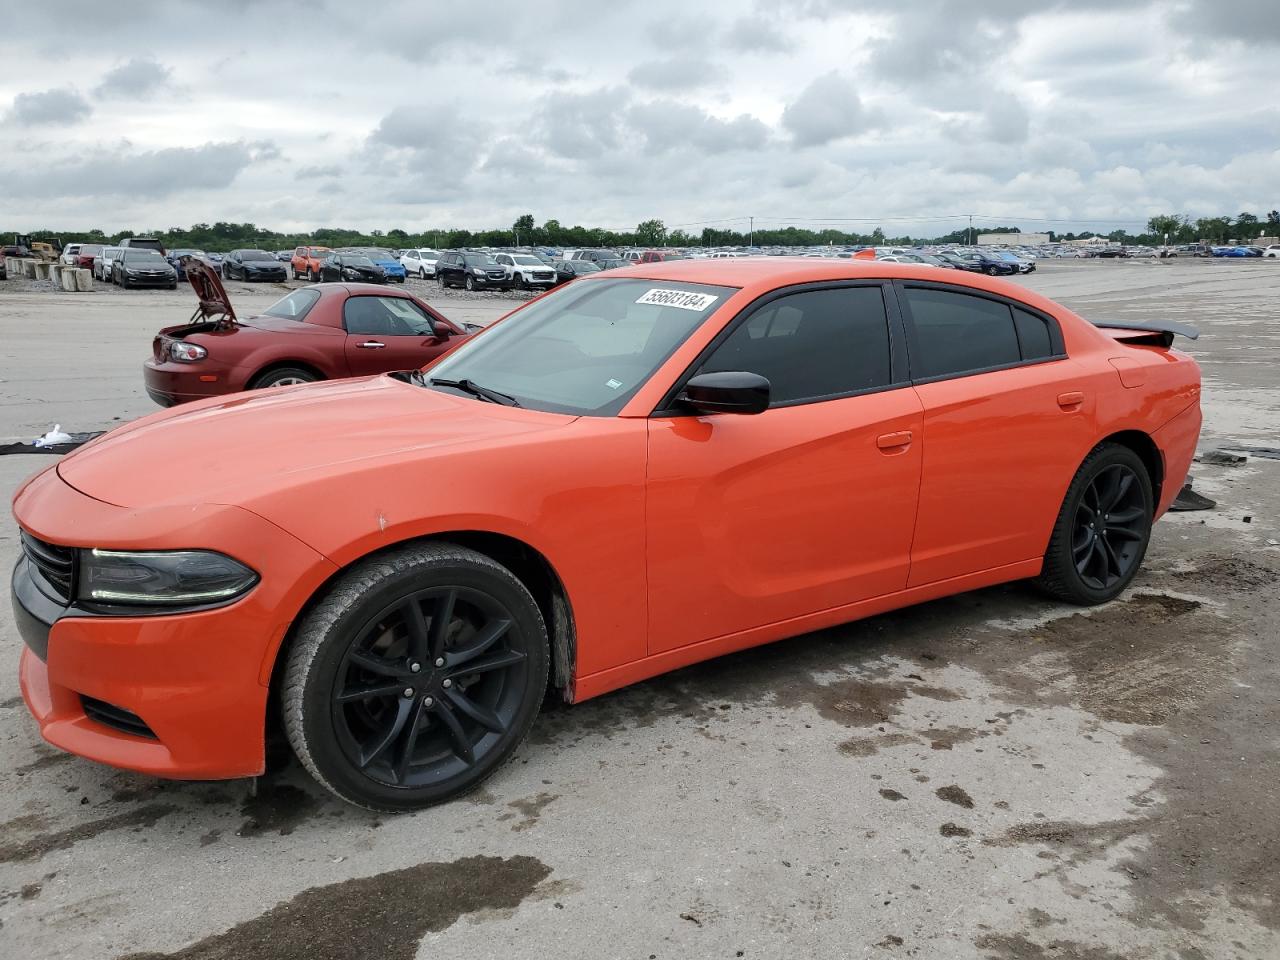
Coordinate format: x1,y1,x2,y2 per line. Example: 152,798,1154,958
94,247,123,281
60,243,83,266
399,248,442,279
1263,245,1280,259
494,252,557,289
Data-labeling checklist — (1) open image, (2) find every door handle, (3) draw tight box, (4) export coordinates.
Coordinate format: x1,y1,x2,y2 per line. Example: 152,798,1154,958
1057,391,1085,410
876,430,913,450
357,341,386,349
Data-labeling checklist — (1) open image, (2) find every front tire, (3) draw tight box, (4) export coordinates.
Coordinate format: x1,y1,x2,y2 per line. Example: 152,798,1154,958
464,275,475,291
419,268,427,280
282,543,549,810
1036,442,1153,605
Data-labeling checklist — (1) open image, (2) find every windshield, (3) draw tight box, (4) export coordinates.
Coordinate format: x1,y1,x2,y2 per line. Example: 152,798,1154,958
263,288,321,320
425,277,737,416
242,250,275,261
361,249,393,259
463,254,498,266
122,249,165,261
513,256,542,265
343,256,375,267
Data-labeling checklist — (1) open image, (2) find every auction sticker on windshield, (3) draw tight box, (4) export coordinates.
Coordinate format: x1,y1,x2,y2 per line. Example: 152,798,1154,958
635,288,719,311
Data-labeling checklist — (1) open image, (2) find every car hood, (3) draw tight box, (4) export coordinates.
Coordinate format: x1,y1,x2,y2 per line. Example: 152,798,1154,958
57,375,576,509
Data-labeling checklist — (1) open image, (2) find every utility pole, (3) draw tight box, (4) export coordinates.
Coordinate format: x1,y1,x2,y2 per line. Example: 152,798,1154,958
968,214,974,245
749,216,754,248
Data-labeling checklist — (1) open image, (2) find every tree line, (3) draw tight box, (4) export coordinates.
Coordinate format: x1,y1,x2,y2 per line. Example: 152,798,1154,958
8,209,1278,253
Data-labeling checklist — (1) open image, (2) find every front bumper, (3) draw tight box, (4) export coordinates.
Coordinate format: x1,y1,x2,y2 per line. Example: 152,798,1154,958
11,468,337,779
122,273,176,287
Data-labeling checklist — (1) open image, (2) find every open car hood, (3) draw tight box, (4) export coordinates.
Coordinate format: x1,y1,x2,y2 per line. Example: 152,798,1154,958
182,256,237,328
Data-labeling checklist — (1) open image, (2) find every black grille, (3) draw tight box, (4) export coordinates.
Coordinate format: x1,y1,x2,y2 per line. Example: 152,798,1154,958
81,696,157,739
20,531,75,605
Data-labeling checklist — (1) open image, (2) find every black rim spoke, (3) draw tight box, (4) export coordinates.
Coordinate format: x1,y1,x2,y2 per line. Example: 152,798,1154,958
431,699,476,766
393,698,428,784
428,590,457,660
1109,506,1144,524
449,618,511,667
358,697,413,769
338,681,406,703
1109,526,1143,543
332,585,527,788
445,687,507,735
401,597,431,664
450,648,525,680
348,650,401,677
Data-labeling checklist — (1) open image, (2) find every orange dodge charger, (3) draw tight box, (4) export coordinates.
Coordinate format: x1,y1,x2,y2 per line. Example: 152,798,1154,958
11,258,1201,809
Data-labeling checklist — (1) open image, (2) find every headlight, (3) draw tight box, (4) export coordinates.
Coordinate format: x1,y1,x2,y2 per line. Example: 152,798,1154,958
168,341,207,362
79,549,258,607
473,267,486,276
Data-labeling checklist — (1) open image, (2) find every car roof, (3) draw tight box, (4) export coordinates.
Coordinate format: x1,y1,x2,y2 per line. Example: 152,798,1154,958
578,256,940,288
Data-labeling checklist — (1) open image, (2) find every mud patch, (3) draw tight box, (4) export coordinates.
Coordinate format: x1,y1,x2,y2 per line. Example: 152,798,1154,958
115,855,553,960
776,676,962,729
928,726,981,751
940,823,972,838
0,804,175,864
1008,592,1217,725
974,933,1132,960
507,792,558,832
1171,555,1279,590
237,783,321,838
14,751,76,776
837,732,918,757
878,789,907,802
0,695,25,709
987,819,1146,863
935,785,975,809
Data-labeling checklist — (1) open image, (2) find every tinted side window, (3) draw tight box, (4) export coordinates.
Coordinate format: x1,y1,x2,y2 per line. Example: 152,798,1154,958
1013,307,1053,360
700,286,893,405
344,296,437,336
903,288,1019,379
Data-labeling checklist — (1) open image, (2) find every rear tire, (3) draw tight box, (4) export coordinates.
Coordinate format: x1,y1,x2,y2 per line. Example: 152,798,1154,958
1035,442,1153,605
282,543,548,810
250,367,320,389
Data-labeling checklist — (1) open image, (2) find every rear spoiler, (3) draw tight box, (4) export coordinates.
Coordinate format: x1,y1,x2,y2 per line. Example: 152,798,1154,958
1093,320,1199,348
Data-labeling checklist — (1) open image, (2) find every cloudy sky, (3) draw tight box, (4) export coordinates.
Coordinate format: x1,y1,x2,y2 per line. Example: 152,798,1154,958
2,0,1277,237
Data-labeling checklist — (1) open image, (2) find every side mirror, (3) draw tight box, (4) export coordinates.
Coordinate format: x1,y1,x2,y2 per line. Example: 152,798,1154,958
431,324,452,340
678,371,770,415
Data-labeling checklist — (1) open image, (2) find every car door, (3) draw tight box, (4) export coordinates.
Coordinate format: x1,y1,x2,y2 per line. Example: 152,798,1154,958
646,283,924,654
893,281,1094,586
342,294,453,376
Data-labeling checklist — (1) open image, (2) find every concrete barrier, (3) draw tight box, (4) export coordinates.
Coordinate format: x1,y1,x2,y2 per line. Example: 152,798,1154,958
49,263,64,285
21,259,38,278
61,267,78,291
34,261,52,280
73,268,93,292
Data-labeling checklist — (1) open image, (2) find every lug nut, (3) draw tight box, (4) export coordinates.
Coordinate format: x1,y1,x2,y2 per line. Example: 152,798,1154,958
424,696,434,707
442,679,453,688
409,662,421,673
403,687,415,698
434,658,445,667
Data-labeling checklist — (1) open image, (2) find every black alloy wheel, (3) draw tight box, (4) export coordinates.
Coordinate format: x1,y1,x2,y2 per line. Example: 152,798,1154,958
1070,463,1146,591
284,543,548,810
1037,442,1153,604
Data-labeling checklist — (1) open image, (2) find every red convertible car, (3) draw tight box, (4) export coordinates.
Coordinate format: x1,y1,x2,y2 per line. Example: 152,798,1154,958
13,258,1200,810
143,259,474,406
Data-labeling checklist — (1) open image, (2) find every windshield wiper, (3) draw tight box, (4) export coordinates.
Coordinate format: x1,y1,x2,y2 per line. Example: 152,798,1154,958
426,376,521,407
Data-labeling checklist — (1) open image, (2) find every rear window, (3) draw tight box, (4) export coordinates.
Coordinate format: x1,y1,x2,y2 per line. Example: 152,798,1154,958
264,289,321,320
902,287,1020,379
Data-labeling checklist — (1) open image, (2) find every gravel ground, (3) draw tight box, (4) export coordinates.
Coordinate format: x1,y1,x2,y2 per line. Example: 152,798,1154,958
0,258,1278,959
